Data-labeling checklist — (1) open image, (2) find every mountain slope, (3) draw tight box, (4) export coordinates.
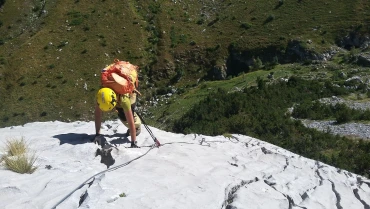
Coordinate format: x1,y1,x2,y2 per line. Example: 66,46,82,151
0,0,370,127
0,120,369,209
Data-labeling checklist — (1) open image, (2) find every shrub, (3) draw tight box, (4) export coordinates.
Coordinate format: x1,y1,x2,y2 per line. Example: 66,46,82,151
56,74,63,79
4,138,27,156
272,56,279,65
70,19,82,26
334,104,352,124
100,40,107,47
196,18,204,25
57,41,68,48
265,14,275,24
32,5,40,13
292,101,333,120
1,138,38,174
170,26,177,48
240,22,252,30
252,57,263,70
156,86,172,95
148,2,160,14
343,47,360,63
67,11,83,26
172,67,184,83
223,133,233,138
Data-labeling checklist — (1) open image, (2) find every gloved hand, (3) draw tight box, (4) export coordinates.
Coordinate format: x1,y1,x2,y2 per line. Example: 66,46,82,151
130,141,139,148
93,134,106,147
91,134,100,142
92,134,100,143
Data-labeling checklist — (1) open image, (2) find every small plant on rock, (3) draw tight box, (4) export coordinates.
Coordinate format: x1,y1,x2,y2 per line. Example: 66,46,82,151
1,138,38,174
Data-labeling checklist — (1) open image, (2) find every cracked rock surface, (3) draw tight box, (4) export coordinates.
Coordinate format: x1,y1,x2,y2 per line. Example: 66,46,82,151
0,120,369,209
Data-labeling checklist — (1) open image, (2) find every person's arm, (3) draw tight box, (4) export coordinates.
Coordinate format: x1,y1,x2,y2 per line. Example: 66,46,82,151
124,109,136,142
95,104,102,135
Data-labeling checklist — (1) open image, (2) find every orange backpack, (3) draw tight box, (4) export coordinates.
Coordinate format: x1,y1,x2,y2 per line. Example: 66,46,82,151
101,59,140,95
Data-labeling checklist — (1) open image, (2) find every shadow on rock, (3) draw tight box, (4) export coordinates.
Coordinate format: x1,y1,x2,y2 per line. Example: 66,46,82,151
53,133,92,145
110,133,131,145
95,147,115,168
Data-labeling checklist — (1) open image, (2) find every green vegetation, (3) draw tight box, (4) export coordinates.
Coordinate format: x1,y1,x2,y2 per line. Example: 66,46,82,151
293,102,370,124
1,138,38,174
172,77,370,177
0,0,369,127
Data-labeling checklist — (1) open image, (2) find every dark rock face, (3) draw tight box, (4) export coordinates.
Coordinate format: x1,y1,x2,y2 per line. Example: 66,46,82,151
224,40,322,76
285,40,323,62
337,32,370,50
215,31,369,80
358,52,370,67
213,64,228,80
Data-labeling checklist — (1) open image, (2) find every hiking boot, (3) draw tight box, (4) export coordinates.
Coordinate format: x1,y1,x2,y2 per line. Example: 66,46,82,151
126,126,141,136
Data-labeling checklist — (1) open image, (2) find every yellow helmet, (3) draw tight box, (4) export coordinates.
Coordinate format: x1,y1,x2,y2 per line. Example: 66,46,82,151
96,88,117,111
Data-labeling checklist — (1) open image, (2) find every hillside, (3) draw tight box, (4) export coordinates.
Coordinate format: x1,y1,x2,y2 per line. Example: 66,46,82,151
1,0,370,127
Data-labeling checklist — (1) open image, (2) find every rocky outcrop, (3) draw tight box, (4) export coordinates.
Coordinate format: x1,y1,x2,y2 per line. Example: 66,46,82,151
225,40,343,77
216,31,369,81
337,32,370,50
358,52,370,67
284,40,323,62
213,64,228,80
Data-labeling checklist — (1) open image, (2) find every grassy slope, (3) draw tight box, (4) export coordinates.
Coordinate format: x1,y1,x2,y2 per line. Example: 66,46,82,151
0,0,148,125
144,60,358,130
0,0,369,127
